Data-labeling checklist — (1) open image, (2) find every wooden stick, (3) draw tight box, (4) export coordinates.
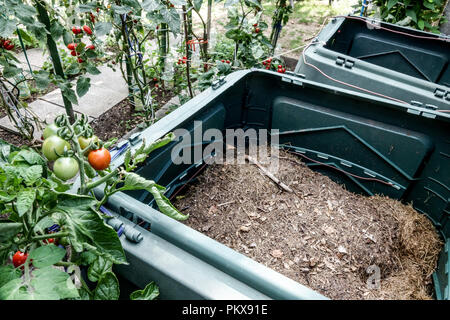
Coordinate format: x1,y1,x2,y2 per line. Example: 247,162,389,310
245,154,293,193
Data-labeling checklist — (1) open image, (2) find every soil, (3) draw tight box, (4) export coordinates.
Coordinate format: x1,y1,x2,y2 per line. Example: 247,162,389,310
173,149,443,300
90,87,176,142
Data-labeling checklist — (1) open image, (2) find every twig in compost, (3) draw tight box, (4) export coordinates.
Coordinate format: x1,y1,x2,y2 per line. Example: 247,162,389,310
244,154,293,193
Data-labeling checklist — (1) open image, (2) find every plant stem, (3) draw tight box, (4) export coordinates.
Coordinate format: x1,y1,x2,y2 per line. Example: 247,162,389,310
34,0,75,123
32,232,69,241
182,5,194,98
85,169,118,191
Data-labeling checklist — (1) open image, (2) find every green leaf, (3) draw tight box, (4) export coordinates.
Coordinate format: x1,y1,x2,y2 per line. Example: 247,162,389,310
0,266,21,288
17,28,33,44
93,272,119,300
77,2,97,12
406,9,417,23
94,22,112,37
141,0,164,11
170,0,186,5
30,244,66,268
193,0,203,11
111,4,132,14
86,64,101,75
2,65,22,78
143,133,175,155
55,193,126,264
33,70,51,90
29,266,79,300
0,18,16,38
65,63,81,76
88,255,113,282
20,165,43,184
76,76,91,98
11,149,45,166
160,7,181,35
61,87,78,105
423,1,435,10
387,0,399,10
418,19,425,30
149,185,189,220
0,278,27,300
16,189,36,217
245,0,262,9
50,20,64,40
130,281,159,300
0,222,22,242
62,30,72,46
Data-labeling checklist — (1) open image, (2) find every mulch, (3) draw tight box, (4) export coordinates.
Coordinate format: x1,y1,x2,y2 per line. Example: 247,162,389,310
173,149,443,300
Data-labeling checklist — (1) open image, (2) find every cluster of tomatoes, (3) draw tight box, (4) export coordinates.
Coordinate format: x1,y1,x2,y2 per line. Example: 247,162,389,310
220,59,231,64
41,123,111,181
262,58,286,73
253,23,260,34
153,77,159,88
177,56,188,65
68,25,95,63
0,39,14,51
72,25,92,36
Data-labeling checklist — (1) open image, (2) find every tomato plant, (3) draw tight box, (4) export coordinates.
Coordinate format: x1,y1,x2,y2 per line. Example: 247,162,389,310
0,109,187,300
370,0,447,33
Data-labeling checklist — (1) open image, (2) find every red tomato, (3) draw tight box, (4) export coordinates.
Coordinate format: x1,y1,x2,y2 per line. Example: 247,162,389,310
12,251,28,268
88,148,111,171
67,43,77,50
83,25,92,35
86,44,95,50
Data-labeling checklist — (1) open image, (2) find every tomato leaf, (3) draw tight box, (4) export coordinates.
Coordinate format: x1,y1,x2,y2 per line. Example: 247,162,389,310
0,267,79,300
94,22,112,37
2,65,22,78
93,271,119,300
130,281,159,300
54,193,126,264
0,266,21,288
0,222,22,242
30,244,66,268
149,185,189,221
87,255,113,282
16,189,36,217
76,76,91,98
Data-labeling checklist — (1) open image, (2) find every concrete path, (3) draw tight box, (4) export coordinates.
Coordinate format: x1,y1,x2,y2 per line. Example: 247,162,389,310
0,51,129,139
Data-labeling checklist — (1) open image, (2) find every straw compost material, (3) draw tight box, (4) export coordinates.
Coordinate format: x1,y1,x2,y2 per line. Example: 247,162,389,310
174,149,443,300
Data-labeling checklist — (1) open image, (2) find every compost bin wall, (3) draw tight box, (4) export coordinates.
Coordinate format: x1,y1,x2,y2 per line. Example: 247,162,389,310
102,70,450,300
294,16,450,110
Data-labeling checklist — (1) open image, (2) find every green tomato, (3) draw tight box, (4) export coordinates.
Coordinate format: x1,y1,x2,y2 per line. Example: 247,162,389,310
42,135,71,161
43,123,59,139
78,135,99,150
58,236,69,246
53,157,79,180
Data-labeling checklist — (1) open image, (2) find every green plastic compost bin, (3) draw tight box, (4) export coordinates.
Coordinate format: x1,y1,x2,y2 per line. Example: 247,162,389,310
97,69,450,300
294,15,450,110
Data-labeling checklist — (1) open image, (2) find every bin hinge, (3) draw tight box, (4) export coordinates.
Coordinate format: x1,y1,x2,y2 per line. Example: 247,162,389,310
434,88,446,99
408,101,439,119
335,57,355,69
212,76,226,90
